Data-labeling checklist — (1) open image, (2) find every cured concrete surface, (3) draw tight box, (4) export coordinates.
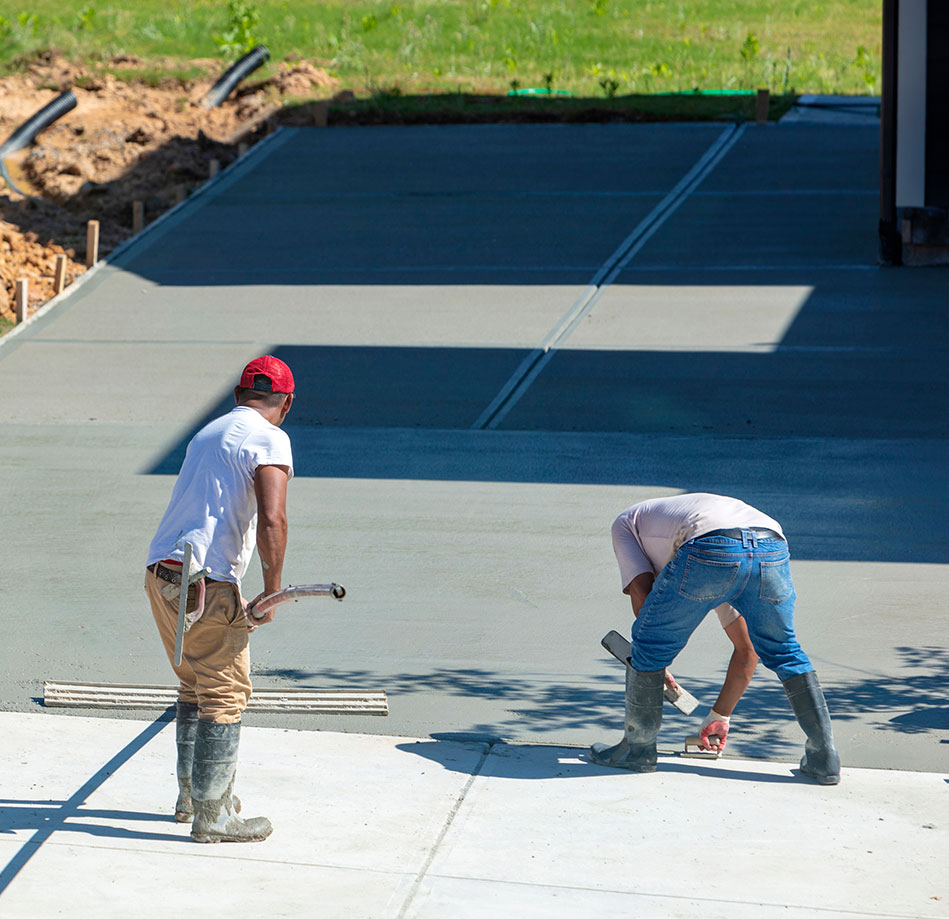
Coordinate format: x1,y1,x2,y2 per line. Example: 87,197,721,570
0,122,946,786
0,712,945,919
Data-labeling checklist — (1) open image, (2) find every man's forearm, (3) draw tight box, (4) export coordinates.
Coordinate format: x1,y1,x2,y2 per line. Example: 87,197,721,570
713,649,758,717
257,517,287,596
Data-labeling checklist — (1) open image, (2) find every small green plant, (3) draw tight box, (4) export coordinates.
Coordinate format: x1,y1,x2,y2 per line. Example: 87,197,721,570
591,0,608,15
509,78,520,92
213,1,261,58
542,71,554,93
77,5,96,31
598,76,619,97
855,45,876,91
740,33,760,63
739,32,760,87
0,16,12,40
361,14,378,32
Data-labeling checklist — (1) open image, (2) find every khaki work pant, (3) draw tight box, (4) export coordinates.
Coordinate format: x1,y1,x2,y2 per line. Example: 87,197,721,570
145,568,252,723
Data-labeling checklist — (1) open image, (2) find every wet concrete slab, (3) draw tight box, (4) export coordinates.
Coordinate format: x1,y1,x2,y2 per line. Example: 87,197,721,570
0,121,946,784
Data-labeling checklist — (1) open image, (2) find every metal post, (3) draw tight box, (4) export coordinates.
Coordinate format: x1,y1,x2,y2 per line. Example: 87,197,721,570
173,542,193,667
879,0,902,265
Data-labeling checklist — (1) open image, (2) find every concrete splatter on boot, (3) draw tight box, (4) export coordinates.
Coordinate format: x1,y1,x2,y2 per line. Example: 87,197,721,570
174,701,198,822
190,720,272,843
590,667,664,772
782,670,841,785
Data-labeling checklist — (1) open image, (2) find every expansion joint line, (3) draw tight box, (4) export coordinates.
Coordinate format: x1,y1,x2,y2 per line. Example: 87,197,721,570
393,741,495,919
471,122,747,431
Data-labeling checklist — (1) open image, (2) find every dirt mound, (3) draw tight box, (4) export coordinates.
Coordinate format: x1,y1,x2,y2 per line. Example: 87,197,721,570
0,53,339,325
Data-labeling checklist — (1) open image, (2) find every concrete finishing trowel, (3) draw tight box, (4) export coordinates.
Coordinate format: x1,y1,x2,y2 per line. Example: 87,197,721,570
601,630,700,715
683,735,723,759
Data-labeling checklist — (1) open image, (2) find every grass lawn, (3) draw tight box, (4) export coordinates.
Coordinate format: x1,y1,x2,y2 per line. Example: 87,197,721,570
0,1,881,98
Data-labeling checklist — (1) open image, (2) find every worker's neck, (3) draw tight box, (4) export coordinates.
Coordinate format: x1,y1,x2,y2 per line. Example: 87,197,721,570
239,401,286,426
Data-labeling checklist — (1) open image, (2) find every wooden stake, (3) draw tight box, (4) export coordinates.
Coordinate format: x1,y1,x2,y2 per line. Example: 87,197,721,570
86,220,99,268
237,141,248,157
15,278,28,323
53,254,67,294
174,184,186,205
132,200,144,234
755,88,770,124
209,158,220,178
312,101,329,128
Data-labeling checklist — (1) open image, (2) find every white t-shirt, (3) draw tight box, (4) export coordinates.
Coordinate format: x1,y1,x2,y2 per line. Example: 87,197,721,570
147,406,294,588
611,493,784,629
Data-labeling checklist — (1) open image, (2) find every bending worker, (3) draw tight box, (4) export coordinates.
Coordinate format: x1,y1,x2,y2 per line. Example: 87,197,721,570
145,355,295,842
591,492,840,785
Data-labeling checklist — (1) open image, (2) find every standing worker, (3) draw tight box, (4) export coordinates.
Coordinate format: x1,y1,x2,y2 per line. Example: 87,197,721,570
145,355,296,842
592,492,840,785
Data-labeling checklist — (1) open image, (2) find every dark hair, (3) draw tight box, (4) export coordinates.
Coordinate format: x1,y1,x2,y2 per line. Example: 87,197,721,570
236,387,289,408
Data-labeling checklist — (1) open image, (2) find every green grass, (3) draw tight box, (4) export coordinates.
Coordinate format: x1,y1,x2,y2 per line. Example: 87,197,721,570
0,314,14,335
0,1,882,97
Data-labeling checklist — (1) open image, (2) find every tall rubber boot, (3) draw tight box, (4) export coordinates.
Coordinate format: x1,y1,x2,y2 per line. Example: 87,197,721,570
782,671,841,785
174,701,198,822
190,721,272,843
590,667,664,772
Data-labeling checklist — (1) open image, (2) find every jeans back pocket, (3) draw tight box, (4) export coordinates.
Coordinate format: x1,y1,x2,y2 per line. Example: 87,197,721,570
759,559,795,604
678,556,741,602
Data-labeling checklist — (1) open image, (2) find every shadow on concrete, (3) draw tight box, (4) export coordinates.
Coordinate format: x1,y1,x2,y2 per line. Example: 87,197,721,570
0,712,174,896
254,645,949,762
394,737,800,783
145,328,949,472
0,802,184,842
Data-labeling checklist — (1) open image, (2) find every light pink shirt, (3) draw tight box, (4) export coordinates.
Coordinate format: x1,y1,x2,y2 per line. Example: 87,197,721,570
611,493,784,628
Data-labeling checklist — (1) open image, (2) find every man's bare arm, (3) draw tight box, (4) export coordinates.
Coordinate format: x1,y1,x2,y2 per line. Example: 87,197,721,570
250,464,290,624
712,615,759,717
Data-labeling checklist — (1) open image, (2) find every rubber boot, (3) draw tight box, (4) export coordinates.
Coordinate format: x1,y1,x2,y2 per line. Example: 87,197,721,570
174,701,198,822
782,671,841,785
590,667,664,772
190,721,272,843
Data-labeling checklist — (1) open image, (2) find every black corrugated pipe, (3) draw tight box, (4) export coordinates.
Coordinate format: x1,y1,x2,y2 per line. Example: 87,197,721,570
0,90,77,196
201,45,270,109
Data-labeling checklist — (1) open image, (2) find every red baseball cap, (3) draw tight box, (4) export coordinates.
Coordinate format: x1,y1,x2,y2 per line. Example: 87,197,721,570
239,355,295,394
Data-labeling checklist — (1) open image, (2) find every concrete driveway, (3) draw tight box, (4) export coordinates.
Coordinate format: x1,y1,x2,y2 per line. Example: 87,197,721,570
1,120,946,773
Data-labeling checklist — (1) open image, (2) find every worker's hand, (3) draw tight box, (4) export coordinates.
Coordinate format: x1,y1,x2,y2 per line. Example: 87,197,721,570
663,669,680,693
244,592,276,629
699,709,731,751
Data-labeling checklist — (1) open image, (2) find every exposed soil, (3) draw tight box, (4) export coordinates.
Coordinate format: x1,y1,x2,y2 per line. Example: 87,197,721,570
0,52,339,324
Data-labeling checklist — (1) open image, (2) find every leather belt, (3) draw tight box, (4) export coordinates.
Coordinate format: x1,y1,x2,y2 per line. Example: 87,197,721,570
696,527,785,541
149,562,185,585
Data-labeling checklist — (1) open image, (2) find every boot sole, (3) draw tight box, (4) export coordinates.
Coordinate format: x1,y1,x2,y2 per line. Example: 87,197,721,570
191,830,273,843
589,753,657,773
175,812,193,823
805,773,841,785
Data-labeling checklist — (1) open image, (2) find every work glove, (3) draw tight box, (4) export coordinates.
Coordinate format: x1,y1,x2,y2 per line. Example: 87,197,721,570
699,709,730,751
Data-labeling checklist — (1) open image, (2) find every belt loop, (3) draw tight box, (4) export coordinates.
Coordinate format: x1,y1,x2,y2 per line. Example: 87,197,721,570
740,529,758,548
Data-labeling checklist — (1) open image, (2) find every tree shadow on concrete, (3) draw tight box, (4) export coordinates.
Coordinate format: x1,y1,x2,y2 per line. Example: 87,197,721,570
253,644,949,763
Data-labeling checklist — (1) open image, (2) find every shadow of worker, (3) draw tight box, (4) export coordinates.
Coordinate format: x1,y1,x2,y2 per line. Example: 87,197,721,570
396,733,799,784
